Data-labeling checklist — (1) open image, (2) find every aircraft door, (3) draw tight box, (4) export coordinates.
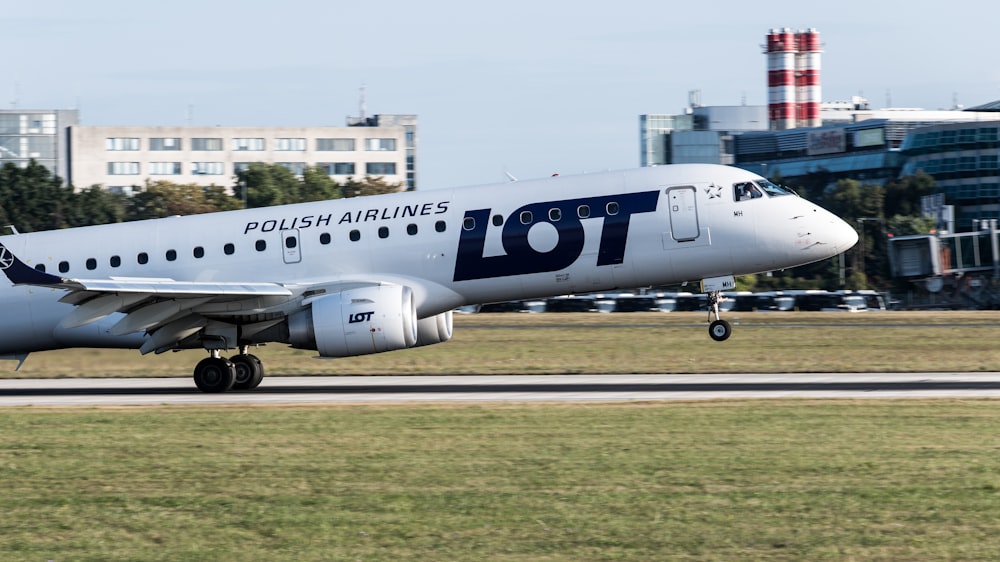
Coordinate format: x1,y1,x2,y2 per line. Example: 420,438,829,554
281,229,302,264
667,186,700,242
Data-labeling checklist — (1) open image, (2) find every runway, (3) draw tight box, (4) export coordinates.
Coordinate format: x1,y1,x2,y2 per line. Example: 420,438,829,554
3,373,1000,406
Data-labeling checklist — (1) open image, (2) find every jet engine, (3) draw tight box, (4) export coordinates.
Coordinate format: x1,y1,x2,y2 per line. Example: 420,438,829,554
415,310,453,347
288,285,417,357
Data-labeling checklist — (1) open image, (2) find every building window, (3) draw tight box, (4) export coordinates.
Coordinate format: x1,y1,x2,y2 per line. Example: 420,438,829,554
232,138,265,151
149,162,182,175
366,162,396,175
317,162,356,175
366,138,397,151
108,162,140,175
192,137,223,151
150,137,181,151
278,162,306,176
234,162,252,173
192,162,225,175
275,138,306,151
105,138,139,151
316,138,355,151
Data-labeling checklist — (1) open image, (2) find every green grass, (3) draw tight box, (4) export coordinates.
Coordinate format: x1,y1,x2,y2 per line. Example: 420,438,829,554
11,311,1000,377
2,401,1000,560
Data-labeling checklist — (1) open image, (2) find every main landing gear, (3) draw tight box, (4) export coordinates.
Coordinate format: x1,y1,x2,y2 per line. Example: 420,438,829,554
192,346,265,393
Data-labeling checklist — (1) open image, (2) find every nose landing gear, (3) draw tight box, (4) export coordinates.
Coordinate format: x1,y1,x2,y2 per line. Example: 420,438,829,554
702,275,736,342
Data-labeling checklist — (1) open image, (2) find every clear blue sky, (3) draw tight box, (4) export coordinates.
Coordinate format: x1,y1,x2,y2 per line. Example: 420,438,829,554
4,0,998,189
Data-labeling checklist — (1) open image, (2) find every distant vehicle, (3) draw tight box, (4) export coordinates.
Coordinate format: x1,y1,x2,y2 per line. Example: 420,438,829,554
544,296,598,312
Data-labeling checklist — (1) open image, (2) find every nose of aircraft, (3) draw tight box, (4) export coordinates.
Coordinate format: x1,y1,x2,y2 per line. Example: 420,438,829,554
832,215,860,254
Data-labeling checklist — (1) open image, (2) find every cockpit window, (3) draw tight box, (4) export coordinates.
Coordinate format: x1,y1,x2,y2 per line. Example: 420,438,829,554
755,179,795,197
734,182,763,201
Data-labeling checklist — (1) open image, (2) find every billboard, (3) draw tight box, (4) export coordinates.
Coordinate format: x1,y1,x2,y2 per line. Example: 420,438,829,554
807,129,845,155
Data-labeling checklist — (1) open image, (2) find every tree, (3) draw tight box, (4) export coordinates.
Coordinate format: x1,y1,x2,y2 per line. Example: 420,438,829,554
0,160,74,232
126,181,237,221
300,166,341,202
234,163,301,208
70,186,128,227
341,175,403,198
884,171,936,218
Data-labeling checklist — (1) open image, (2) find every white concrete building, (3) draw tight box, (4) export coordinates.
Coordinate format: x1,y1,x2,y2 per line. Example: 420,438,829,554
68,115,417,193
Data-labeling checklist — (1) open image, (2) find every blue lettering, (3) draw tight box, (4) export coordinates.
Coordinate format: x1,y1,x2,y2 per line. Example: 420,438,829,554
453,191,659,282
348,311,375,323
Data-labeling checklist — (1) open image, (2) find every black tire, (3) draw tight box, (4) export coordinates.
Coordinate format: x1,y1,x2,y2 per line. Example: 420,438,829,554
193,357,236,393
709,319,732,342
230,354,264,391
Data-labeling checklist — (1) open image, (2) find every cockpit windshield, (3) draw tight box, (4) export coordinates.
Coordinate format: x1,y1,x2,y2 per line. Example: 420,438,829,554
734,179,796,202
754,179,795,197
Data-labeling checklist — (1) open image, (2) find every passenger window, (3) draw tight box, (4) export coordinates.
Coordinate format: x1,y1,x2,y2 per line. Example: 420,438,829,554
407,224,418,235
138,252,149,265
224,243,235,255
492,214,504,226
255,240,266,252
285,236,297,249
110,256,121,268
378,226,389,239
520,211,533,225
193,246,205,258
86,258,97,270
35,264,46,273
734,182,763,201
166,249,177,261
58,261,69,273
578,205,590,219
349,230,361,242
606,202,619,216
435,220,446,233
463,217,476,231
549,208,561,221
319,233,331,245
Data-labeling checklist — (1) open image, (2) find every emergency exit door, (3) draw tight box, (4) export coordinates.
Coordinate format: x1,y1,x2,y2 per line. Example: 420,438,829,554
281,229,301,264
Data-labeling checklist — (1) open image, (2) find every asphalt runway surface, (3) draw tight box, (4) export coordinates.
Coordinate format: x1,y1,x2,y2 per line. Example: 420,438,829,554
3,373,1000,406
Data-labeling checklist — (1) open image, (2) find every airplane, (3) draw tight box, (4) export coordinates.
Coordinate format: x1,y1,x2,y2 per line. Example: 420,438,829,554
0,164,858,392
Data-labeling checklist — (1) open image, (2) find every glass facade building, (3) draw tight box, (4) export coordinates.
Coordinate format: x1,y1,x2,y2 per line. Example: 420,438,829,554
0,109,78,180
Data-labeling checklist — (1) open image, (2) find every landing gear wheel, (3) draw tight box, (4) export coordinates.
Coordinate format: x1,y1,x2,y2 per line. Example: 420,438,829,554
709,319,732,342
230,354,264,391
193,357,236,393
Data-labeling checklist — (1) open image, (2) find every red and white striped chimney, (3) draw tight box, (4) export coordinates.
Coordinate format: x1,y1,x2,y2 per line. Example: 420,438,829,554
766,28,797,131
795,28,822,127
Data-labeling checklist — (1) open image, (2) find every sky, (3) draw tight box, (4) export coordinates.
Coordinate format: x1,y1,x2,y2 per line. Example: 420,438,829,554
3,0,999,189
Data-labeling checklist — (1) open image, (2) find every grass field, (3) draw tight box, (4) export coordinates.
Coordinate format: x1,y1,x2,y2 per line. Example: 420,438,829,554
10,311,1000,377
4,311,1000,560
3,401,1000,560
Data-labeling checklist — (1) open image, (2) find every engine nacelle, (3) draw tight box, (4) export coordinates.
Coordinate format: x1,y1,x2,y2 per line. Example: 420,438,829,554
415,310,453,347
288,285,417,357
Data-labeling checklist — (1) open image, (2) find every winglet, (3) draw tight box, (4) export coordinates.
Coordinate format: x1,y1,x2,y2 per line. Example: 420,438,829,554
0,242,68,286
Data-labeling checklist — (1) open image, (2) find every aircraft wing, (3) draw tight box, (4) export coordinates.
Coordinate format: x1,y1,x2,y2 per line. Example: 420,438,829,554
0,242,294,351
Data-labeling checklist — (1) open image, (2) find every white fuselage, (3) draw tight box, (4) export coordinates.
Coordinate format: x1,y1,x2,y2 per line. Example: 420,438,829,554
0,164,857,355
